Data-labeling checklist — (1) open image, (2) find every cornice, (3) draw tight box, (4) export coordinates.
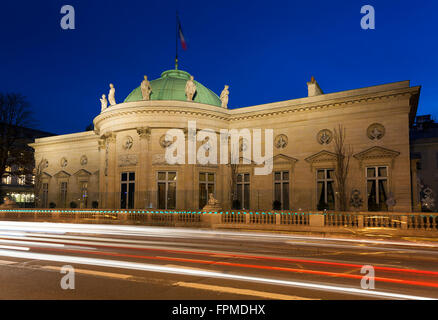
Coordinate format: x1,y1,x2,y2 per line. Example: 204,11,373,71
93,86,419,129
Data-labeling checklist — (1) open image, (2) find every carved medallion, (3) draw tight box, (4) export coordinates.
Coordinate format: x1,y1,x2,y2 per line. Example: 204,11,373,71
123,136,133,150
350,189,363,208
367,123,385,141
159,134,174,148
80,155,88,166
60,157,68,168
317,129,333,145
274,134,288,149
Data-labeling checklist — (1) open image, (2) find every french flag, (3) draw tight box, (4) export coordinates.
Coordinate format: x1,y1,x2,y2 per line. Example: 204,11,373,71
178,21,187,50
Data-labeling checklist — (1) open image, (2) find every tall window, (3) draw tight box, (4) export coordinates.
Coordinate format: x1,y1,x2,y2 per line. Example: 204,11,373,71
157,171,177,209
236,173,250,210
81,182,88,208
274,171,289,210
18,175,26,185
2,175,11,185
317,169,335,210
120,172,135,209
367,166,388,211
199,172,215,209
60,182,68,208
42,183,48,208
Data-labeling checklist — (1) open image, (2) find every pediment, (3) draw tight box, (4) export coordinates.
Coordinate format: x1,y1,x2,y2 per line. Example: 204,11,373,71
272,154,298,164
73,169,92,177
353,146,400,161
41,172,52,178
305,150,338,164
54,170,71,178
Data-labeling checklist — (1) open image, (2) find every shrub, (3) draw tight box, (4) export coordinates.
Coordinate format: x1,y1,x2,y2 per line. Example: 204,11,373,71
69,201,77,208
272,200,282,210
49,202,56,208
92,201,99,209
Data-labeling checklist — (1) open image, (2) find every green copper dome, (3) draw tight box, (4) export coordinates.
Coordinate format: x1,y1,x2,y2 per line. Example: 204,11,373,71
124,70,221,107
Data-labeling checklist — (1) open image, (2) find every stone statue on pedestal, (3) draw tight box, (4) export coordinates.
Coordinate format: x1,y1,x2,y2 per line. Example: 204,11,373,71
202,193,222,212
185,76,197,101
141,75,152,100
220,85,229,108
100,94,108,111
108,83,116,106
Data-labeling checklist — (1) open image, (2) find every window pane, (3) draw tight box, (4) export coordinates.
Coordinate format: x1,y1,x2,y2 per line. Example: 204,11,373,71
317,170,324,180
237,184,243,209
274,172,281,181
199,173,206,182
283,171,289,180
168,182,176,209
244,183,250,209
208,173,214,182
158,172,166,180
367,180,377,211
129,172,135,181
327,181,335,210
168,172,177,181
120,183,127,209
237,174,243,183
317,181,325,210
327,169,334,179
121,173,127,181
244,173,250,182
367,168,375,178
282,182,289,210
274,183,281,202
128,183,135,209
199,184,207,209
378,180,388,211
378,167,387,177
158,183,166,209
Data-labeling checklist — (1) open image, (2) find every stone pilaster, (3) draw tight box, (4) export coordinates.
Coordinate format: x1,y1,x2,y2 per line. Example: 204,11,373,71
103,132,117,208
137,127,151,208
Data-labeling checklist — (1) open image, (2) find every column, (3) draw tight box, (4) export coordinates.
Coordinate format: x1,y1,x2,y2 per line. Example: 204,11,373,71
137,127,151,208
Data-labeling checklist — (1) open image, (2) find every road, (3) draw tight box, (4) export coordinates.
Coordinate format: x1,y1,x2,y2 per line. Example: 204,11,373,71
0,221,437,300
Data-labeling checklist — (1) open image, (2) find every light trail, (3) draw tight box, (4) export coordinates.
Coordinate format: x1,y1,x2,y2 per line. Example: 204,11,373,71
1,234,438,276
0,249,433,300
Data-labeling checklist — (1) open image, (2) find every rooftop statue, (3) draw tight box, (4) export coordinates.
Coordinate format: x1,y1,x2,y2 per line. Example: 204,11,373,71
100,94,108,112
220,85,229,108
108,83,116,106
141,75,152,100
185,76,197,101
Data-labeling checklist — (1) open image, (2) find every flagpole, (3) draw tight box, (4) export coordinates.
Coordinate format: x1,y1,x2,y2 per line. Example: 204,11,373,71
175,11,178,70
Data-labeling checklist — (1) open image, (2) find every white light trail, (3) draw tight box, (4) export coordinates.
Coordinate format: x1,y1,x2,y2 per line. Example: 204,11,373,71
0,249,433,300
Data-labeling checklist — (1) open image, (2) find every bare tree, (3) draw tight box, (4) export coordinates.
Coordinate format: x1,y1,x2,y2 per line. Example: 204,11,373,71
0,93,34,183
33,158,48,208
333,124,352,211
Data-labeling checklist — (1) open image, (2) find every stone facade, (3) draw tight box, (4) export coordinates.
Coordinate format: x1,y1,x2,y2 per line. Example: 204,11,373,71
30,71,421,212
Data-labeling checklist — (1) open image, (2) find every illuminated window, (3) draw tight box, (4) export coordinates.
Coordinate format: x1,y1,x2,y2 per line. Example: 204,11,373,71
199,172,215,209
236,173,250,210
18,175,26,185
120,172,135,209
367,166,388,212
157,172,176,210
81,182,88,208
317,169,335,210
274,171,289,210
2,175,11,185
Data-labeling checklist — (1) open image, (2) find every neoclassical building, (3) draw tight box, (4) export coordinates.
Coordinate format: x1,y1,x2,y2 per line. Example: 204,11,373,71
30,69,421,212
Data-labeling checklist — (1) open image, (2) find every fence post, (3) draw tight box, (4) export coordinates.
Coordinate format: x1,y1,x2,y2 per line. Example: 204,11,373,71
309,213,325,227
401,215,408,230
276,213,281,225
357,215,364,228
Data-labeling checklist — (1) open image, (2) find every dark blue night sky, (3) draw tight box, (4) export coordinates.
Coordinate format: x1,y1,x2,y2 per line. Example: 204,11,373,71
0,0,436,134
